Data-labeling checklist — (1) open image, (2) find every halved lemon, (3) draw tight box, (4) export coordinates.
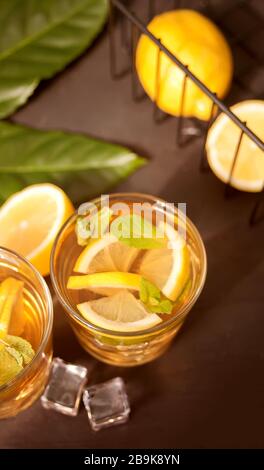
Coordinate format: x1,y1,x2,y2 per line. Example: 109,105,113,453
139,222,190,301
136,10,233,121
67,272,142,297
0,184,74,275
74,234,139,274
77,290,161,332
206,100,264,192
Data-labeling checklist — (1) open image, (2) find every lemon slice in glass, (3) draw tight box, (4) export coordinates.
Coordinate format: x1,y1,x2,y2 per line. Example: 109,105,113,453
138,222,190,301
74,234,139,274
77,291,162,332
68,272,142,297
0,277,24,342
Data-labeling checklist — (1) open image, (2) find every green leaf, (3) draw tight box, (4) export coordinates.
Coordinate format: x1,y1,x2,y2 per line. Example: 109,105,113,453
139,278,174,314
0,122,146,203
0,0,108,118
76,207,113,245
111,214,166,249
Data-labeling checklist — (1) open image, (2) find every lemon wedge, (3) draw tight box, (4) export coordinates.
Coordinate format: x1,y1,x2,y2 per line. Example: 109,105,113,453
74,234,139,274
139,222,190,301
0,277,24,342
0,184,74,275
206,100,264,192
67,272,142,296
77,291,162,332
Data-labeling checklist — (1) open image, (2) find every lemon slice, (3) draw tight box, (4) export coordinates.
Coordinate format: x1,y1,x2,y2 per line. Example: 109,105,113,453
0,184,74,275
77,291,162,332
139,222,190,301
68,272,142,296
206,100,264,192
74,234,139,274
74,234,117,273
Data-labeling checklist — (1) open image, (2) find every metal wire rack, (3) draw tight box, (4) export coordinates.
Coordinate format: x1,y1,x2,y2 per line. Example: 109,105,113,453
108,0,264,225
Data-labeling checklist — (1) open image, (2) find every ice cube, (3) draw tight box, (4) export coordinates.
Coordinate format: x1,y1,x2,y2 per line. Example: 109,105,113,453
41,358,87,416
83,377,130,431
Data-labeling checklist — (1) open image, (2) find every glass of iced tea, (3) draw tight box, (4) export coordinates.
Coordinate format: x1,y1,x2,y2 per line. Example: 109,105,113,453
51,193,206,367
0,247,53,418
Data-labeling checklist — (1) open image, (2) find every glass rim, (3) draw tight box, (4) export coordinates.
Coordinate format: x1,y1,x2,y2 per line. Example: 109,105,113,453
50,192,207,338
0,246,53,393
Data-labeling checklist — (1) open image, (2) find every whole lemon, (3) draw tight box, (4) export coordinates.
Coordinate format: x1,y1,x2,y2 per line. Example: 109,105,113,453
136,9,233,121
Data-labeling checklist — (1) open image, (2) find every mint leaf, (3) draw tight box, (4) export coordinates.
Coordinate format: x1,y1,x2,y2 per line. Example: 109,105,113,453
140,278,161,303
0,342,23,386
76,207,113,245
139,278,174,314
5,345,23,368
0,335,35,386
110,214,166,249
149,297,160,306
6,335,35,365
76,217,91,246
147,299,174,314
139,278,149,303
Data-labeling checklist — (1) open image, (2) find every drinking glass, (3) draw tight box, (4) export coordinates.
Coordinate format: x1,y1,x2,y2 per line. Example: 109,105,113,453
51,193,206,367
0,247,53,418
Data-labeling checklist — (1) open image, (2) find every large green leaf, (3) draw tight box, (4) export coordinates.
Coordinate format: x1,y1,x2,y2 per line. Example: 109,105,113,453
0,0,108,118
0,122,146,204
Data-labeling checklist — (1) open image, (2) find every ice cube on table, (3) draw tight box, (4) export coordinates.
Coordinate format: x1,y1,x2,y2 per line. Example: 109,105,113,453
83,377,130,431
41,358,88,416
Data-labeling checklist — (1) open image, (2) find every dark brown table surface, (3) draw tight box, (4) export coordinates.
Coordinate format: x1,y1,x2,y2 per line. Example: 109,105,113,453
1,0,264,449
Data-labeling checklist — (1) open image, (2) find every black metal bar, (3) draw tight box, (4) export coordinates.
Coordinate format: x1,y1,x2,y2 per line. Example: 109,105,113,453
131,21,137,100
153,40,161,122
108,0,131,79
176,0,184,7
108,0,117,79
130,22,145,101
176,72,202,147
177,72,188,147
120,13,129,51
148,0,155,21
201,0,213,11
200,98,217,172
111,0,264,152
152,39,171,124
250,187,264,226
224,124,245,198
